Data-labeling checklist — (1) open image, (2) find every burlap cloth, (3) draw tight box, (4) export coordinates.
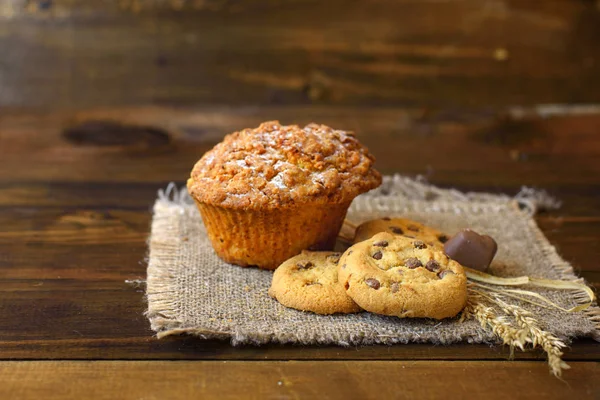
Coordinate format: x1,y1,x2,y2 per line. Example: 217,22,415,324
146,176,600,345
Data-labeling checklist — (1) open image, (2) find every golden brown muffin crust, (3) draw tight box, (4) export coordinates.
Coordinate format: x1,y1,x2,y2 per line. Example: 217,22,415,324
188,121,381,209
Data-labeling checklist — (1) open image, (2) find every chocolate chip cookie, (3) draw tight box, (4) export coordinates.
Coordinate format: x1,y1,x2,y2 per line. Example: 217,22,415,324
353,217,449,250
269,251,362,315
338,232,467,319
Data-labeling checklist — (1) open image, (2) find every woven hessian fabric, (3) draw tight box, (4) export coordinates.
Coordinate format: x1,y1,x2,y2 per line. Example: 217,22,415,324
146,176,600,345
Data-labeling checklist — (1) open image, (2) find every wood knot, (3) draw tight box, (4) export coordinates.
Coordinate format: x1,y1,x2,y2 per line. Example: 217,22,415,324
63,120,171,149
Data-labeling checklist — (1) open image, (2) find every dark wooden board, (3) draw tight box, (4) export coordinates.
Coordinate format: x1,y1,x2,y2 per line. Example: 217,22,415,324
1,0,600,109
0,361,598,400
2,106,600,187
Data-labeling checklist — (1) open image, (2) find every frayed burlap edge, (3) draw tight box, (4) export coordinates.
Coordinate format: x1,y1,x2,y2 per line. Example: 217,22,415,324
145,175,600,344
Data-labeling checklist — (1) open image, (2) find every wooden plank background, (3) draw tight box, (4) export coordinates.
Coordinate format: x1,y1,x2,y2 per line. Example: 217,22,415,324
1,0,600,109
1,361,598,400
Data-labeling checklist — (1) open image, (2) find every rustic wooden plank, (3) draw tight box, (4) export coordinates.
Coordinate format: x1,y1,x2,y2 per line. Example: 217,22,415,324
1,181,600,218
1,207,598,278
1,1,600,108
1,335,599,362
537,217,600,276
2,106,600,188
0,361,597,400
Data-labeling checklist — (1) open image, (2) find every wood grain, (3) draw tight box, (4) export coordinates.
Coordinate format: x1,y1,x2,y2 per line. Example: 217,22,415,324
0,361,598,400
2,106,600,187
1,335,600,362
1,0,600,108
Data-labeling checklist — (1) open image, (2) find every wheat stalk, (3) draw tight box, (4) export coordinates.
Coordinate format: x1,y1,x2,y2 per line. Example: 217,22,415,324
490,294,570,377
463,287,570,378
462,293,528,357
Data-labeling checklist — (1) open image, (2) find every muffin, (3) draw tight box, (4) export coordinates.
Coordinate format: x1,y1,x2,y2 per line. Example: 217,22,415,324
187,121,381,270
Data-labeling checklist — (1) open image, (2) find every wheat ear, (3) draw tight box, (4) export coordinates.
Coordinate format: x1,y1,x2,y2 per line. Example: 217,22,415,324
463,288,570,378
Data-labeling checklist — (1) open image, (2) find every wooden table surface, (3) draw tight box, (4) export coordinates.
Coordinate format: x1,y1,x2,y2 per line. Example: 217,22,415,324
1,1,600,399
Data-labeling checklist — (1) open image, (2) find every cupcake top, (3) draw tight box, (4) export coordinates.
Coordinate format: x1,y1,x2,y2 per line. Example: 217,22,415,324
187,121,382,209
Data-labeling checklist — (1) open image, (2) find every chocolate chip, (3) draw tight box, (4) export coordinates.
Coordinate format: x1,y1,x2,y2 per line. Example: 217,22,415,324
391,282,400,293
408,224,420,232
405,257,422,269
389,226,403,234
438,234,449,243
438,270,455,279
414,241,427,249
365,278,380,289
382,217,391,221
425,260,441,272
297,261,314,270
373,240,388,247
372,251,383,260
327,253,341,264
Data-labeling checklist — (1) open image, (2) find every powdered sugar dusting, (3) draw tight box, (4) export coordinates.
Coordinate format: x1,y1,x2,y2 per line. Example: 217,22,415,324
188,121,381,209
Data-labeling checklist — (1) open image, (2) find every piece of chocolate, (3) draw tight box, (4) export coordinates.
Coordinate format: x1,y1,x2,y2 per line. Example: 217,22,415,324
443,229,497,272
405,257,423,269
425,260,441,272
296,261,314,270
373,240,389,247
365,278,381,290
438,270,455,279
413,240,427,249
389,226,404,234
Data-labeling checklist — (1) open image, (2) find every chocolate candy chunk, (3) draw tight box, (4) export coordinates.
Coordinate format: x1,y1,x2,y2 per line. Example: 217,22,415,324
365,278,380,289
438,234,449,243
425,260,441,272
389,226,403,234
390,282,400,293
414,240,427,249
443,229,498,272
372,250,383,260
304,281,321,286
296,261,314,269
405,257,422,269
373,240,389,247
438,270,455,279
